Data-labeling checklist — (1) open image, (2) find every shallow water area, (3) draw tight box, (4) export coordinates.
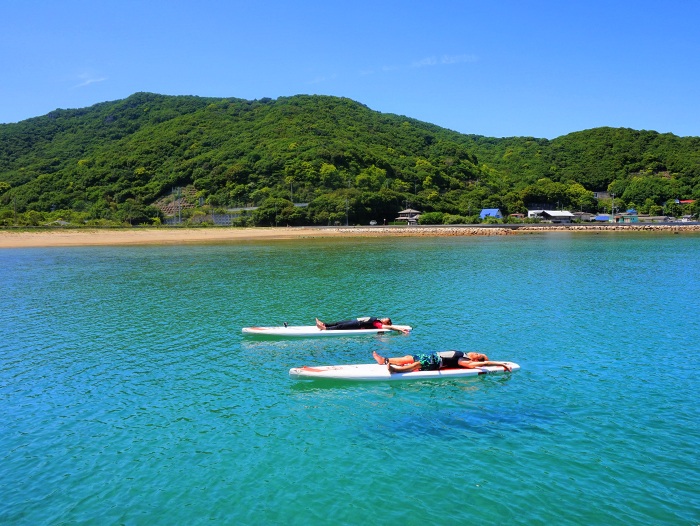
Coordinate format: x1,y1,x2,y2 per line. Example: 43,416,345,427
1,233,699,525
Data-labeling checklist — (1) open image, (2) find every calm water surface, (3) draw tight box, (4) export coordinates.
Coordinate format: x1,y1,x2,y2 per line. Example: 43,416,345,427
1,232,699,525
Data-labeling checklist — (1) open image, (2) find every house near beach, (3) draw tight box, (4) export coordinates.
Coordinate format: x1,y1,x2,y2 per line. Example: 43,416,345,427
572,212,594,221
395,208,421,224
527,210,575,223
480,209,503,219
614,209,639,223
635,215,673,222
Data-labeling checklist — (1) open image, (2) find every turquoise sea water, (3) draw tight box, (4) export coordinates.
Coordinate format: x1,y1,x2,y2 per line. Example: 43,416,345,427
1,232,699,525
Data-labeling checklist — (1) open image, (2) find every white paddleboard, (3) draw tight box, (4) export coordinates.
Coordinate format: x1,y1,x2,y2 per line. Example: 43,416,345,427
289,362,519,381
242,325,412,337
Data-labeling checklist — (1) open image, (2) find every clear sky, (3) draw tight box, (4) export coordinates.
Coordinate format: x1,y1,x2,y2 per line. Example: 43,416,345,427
2,0,699,139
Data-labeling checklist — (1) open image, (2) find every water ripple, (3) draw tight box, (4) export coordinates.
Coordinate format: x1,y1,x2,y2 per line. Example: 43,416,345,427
1,236,699,525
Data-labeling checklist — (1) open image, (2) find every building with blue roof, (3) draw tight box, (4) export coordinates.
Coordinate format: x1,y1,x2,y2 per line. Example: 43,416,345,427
480,208,503,219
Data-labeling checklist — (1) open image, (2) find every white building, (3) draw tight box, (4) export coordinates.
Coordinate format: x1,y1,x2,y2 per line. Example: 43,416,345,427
527,210,576,223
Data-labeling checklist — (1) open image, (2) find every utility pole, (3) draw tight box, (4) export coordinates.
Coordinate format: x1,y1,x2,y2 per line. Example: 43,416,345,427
611,193,615,223
290,182,293,203
346,179,351,226
14,195,17,226
274,202,278,227
178,187,181,224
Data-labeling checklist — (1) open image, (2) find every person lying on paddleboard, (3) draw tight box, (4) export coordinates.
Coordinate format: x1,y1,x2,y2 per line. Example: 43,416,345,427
373,350,512,373
315,317,409,334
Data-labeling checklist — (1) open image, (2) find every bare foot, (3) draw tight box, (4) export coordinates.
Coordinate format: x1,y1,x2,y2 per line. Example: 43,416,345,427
315,318,326,330
373,351,386,365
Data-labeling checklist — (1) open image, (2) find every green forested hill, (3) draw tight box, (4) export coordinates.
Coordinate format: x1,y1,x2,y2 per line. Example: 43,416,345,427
459,128,700,191
1,93,699,226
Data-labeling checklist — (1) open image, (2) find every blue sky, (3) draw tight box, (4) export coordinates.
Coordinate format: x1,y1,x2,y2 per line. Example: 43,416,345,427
1,0,699,138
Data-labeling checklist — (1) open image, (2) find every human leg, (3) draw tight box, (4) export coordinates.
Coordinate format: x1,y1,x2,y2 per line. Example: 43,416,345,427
387,356,415,365
388,362,422,373
324,320,363,331
373,352,415,365
373,351,387,364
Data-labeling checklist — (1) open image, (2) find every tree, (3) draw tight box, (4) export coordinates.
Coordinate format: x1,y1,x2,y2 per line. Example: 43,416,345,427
621,177,666,205
500,191,526,215
319,163,342,187
566,183,596,211
520,178,569,208
355,165,387,192
253,197,294,226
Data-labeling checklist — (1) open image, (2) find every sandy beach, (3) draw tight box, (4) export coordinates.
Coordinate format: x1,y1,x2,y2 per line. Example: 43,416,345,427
0,227,346,248
1,224,698,248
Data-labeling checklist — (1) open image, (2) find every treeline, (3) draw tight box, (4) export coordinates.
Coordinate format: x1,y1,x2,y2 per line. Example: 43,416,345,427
1,93,699,226
457,128,700,215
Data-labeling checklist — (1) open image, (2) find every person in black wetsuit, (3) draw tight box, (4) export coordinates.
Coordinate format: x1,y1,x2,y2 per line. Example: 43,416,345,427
372,350,512,372
315,317,409,334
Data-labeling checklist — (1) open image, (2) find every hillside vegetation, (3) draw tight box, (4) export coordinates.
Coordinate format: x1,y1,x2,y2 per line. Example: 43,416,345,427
1,93,699,226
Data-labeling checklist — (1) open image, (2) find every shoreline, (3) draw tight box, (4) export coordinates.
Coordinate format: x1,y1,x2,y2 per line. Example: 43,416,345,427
0,227,344,248
1,224,698,248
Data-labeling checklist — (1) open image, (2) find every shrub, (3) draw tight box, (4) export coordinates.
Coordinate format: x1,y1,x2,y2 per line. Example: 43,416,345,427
24,210,44,226
443,214,467,224
418,211,444,225
232,216,252,227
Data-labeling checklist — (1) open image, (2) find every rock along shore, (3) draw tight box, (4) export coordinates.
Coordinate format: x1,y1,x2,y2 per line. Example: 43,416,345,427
331,224,700,236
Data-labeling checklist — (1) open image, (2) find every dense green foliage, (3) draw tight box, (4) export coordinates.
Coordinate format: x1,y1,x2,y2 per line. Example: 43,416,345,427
1,93,699,225
459,128,700,190
457,128,700,215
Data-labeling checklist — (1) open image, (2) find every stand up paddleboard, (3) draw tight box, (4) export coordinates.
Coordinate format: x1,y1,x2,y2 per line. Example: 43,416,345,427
289,362,519,381
242,325,412,337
